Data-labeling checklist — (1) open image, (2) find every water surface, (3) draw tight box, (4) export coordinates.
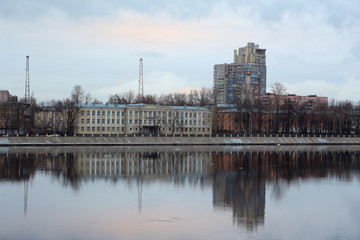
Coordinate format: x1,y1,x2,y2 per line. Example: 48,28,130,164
1,146,360,240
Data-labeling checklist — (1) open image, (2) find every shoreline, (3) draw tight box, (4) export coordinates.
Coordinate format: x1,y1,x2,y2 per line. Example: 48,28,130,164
1,136,360,147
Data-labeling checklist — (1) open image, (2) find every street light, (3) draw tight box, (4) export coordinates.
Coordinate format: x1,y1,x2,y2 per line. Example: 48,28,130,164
293,112,298,134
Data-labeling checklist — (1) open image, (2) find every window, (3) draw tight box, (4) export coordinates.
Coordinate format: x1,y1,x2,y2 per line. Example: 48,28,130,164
92,127,95,131
102,119,105,124
87,127,90,131
102,111,105,116
81,111,84,115
97,119,100,124
81,127,84,131
81,119,84,123
92,111,95,115
87,111,90,115
189,113,192,117
87,119,90,123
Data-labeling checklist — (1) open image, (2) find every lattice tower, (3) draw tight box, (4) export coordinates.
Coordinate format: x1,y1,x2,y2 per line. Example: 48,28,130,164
139,58,144,98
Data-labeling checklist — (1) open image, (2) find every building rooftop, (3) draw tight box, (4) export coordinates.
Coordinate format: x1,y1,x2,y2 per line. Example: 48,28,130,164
79,103,210,111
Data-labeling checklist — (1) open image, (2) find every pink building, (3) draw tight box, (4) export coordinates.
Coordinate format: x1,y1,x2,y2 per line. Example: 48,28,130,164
260,93,328,110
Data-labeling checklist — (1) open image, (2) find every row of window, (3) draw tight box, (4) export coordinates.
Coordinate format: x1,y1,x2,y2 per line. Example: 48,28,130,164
81,110,209,118
80,118,211,126
79,126,211,133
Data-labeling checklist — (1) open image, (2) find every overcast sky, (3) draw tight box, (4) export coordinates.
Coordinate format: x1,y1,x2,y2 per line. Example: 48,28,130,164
1,0,360,103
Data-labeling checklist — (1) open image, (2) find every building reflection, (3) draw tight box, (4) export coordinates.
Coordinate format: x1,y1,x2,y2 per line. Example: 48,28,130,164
212,152,265,230
1,147,360,230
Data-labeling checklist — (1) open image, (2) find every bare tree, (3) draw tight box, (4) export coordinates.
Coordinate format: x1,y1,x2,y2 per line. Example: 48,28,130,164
188,90,199,106
173,93,187,106
270,82,287,133
91,98,103,104
158,94,175,106
71,85,85,104
61,98,79,136
85,93,92,104
199,87,213,106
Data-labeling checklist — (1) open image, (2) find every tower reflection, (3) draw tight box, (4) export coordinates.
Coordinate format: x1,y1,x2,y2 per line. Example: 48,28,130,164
1,147,360,230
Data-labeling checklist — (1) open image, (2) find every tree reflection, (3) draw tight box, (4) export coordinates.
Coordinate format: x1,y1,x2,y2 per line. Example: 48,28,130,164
1,147,360,231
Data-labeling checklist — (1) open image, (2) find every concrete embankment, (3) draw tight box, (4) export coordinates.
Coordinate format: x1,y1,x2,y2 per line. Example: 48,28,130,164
0,136,360,146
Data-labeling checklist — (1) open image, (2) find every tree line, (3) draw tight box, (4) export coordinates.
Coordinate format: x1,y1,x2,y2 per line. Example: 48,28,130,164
3,82,359,136
216,82,360,135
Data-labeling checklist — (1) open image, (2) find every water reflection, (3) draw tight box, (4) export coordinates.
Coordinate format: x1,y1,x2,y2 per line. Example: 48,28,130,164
1,146,360,233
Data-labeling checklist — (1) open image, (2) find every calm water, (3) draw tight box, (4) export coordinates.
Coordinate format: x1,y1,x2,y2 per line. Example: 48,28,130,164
1,146,360,240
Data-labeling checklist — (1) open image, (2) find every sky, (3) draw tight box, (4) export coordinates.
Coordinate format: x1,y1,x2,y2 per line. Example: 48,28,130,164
1,0,360,103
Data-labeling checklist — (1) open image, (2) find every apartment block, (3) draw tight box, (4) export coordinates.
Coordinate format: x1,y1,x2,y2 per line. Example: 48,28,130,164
214,43,266,104
260,94,328,110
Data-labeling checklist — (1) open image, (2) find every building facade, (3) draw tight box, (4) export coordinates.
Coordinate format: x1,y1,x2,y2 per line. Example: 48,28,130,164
0,90,18,103
260,94,328,111
34,107,65,134
214,43,266,104
75,103,212,135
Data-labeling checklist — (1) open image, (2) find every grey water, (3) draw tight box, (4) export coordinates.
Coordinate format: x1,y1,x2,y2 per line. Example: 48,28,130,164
1,146,360,240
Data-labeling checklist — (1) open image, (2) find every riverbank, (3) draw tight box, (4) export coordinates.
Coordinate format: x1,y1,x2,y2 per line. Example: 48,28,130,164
0,136,360,146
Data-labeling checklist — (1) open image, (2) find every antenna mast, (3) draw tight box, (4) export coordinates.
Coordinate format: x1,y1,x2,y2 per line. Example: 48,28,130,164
138,58,144,98
25,56,30,104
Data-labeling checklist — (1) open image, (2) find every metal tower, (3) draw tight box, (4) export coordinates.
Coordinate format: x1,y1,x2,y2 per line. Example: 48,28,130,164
25,56,31,104
138,58,144,98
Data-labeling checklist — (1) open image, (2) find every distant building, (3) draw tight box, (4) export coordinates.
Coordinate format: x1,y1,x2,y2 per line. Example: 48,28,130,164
34,107,65,134
75,103,212,135
0,90,9,102
0,90,18,103
214,42,266,104
0,102,31,135
260,94,328,110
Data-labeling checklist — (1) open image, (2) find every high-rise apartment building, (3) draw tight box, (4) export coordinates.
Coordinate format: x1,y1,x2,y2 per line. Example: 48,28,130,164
214,43,266,104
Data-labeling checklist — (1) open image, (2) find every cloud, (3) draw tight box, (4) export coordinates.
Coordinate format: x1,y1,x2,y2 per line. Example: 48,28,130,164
283,77,360,102
91,71,194,100
0,1,360,102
